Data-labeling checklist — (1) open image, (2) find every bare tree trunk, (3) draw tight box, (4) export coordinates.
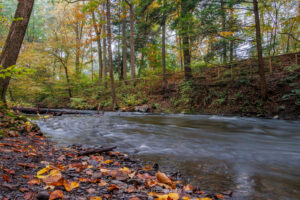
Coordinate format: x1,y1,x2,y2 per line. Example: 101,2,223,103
0,0,34,103
92,11,103,83
162,0,167,91
106,0,117,109
125,0,136,79
221,0,227,64
62,62,72,99
253,0,267,98
180,0,192,81
75,23,81,75
122,6,127,81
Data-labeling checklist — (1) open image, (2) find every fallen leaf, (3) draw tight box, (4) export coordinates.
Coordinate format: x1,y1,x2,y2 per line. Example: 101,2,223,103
87,188,96,194
42,170,63,186
49,190,63,200
120,167,131,174
36,165,56,179
107,184,119,191
3,169,15,175
0,147,12,153
103,160,113,164
130,197,141,200
2,174,12,182
23,192,35,200
28,178,41,185
57,155,66,162
216,194,224,199
63,179,79,192
78,177,88,182
183,184,193,192
19,187,30,193
155,172,172,185
89,197,102,200
98,180,108,187
17,162,37,168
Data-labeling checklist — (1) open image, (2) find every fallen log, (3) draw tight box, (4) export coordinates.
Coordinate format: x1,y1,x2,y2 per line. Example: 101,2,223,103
11,107,99,115
78,146,117,156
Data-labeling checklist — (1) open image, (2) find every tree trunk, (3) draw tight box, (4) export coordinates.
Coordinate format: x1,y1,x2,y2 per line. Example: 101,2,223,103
63,65,72,99
122,6,127,81
92,11,103,83
180,0,192,81
162,0,167,91
253,0,267,98
221,0,227,64
0,0,34,103
75,23,81,75
125,1,136,79
106,0,117,110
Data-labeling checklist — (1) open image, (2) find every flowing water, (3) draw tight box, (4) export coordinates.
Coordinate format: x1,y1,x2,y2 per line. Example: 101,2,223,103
36,112,300,200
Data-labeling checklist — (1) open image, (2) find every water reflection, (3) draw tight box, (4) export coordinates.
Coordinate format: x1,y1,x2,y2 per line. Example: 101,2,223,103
36,113,300,199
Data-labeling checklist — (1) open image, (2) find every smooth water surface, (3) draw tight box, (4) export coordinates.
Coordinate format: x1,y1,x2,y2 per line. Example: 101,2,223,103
36,113,300,199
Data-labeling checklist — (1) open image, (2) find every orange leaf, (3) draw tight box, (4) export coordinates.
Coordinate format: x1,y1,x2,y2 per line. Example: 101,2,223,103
28,178,41,185
49,190,63,200
63,179,79,192
89,197,103,200
103,160,113,164
155,172,172,185
183,184,193,192
107,184,119,191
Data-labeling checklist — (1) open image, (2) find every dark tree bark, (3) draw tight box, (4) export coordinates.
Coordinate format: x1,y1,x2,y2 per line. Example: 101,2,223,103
92,11,103,83
0,0,35,103
106,0,117,109
122,4,127,81
180,0,192,81
162,0,167,91
253,0,267,98
125,0,136,79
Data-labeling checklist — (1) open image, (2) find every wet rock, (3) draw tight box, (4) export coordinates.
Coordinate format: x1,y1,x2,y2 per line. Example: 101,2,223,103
36,191,49,200
134,105,149,113
273,115,279,119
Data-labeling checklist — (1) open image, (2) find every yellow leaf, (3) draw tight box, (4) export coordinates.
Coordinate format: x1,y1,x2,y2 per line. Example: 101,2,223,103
120,167,131,174
63,179,79,192
36,165,53,179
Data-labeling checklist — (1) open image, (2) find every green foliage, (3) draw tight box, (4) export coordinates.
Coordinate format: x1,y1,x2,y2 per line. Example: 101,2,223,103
0,65,34,79
285,64,300,72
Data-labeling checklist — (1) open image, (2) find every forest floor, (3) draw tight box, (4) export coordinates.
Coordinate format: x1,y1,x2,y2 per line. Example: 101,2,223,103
0,109,230,200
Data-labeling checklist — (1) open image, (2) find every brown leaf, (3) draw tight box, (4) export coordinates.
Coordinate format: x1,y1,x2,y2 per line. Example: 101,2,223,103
19,187,30,193
17,162,37,168
57,155,66,162
155,172,172,185
107,184,119,191
23,192,35,200
130,197,141,200
49,190,63,200
3,169,15,175
28,178,41,185
0,147,12,153
86,188,96,194
98,180,108,187
42,170,63,186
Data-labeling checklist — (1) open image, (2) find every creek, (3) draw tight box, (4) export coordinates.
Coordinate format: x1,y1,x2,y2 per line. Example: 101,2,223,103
36,112,300,199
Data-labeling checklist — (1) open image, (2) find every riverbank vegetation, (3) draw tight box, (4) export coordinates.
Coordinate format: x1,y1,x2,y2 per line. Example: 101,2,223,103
0,0,299,118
